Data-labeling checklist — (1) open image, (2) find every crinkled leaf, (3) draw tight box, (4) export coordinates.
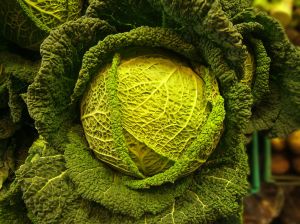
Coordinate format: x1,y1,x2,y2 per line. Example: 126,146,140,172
0,170,30,224
0,193,31,224
0,141,13,190
219,0,252,18
86,0,163,30
0,0,46,50
147,0,247,67
233,10,300,136
16,139,79,224
65,126,191,219
17,0,83,31
27,17,115,147
0,51,40,123
0,0,83,50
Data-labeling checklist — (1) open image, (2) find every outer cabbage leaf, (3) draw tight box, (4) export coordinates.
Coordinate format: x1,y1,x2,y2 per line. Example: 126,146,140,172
0,144,31,224
86,0,164,30
17,0,83,31
0,0,83,50
0,191,31,224
15,138,137,223
233,10,300,136
219,0,252,18
0,0,46,50
15,138,80,224
0,51,40,123
65,125,191,219
0,123,38,223
86,0,250,68
14,118,248,224
14,137,140,223
146,0,247,68
27,17,115,147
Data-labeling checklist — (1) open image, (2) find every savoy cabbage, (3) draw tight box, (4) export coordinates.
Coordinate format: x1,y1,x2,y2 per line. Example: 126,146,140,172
0,0,300,224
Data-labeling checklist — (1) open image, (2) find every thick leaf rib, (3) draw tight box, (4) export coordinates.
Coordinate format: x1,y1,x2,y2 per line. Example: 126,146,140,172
106,53,144,177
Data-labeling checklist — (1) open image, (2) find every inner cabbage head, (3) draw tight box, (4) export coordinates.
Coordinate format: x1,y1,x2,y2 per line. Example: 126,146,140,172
80,49,221,177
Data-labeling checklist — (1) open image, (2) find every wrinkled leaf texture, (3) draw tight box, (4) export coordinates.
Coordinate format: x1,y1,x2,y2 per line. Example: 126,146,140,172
23,16,250,223
0,0,83,50
2,0,300,223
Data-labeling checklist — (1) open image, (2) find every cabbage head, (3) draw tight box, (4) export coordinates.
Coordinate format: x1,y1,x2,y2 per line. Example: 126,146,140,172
1,0,300,224
80,49,224,178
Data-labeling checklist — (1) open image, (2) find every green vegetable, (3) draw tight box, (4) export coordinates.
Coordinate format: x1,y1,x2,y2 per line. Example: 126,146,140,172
6,14,246,222
22,18,249,223
0,0,300,223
